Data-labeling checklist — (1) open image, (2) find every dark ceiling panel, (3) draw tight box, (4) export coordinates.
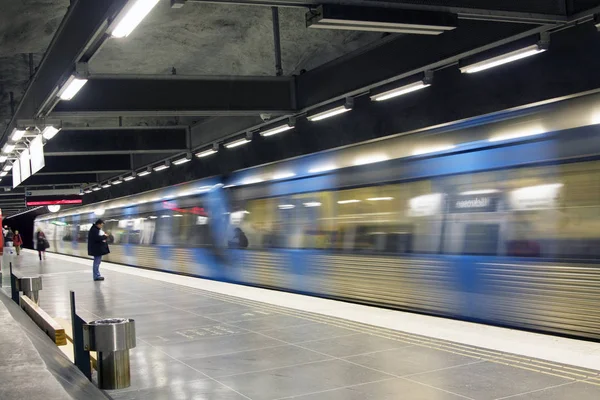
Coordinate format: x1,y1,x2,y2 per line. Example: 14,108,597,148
52,77,295,117
397,0,565,15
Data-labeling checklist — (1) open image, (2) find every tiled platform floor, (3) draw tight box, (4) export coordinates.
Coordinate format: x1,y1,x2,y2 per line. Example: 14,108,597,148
7,252,600,400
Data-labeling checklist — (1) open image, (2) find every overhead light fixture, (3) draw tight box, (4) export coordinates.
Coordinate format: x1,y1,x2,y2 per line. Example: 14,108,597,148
42,126,60,140
48,205,61,213
460,189,499,195
10,128,26,142
309,164,337,174
149,216,158,219
111,178,123,185
273,172,296,180
225,137,251,148
308,104,351,122
488,126,545,143
0,156,7,163
241,177,264,185
306,5,457,35
84,189,93,194
2,144,15,154
460,43,547,74
173,153,192,165
196,146,218,158
111,0,161,38
278,204,295,210
94,209,106,216
102,183,111,189
92,187,102,191
303,202,322,207
153,161,171,172
161,215,171,219
57,75,88,101
371,80,430,102
260,124,294,137
0,172,7,177
354,154,388,166
3,164,12,172
412,145,455,156
123,174,136,181
367,197,394,201
338,199,361,204
138,168,152,177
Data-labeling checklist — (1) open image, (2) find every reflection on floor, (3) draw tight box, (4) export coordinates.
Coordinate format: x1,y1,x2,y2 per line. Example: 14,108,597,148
8,251,600,400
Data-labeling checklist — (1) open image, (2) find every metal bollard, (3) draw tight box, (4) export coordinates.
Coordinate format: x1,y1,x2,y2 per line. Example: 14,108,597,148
83,318,136,390
18,276,43,305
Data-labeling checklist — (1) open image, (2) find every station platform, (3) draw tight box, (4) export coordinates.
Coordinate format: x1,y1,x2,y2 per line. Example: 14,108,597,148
5,250,600,400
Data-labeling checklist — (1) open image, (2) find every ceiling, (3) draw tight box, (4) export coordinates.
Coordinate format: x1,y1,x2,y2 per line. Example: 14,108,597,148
1,0,600,217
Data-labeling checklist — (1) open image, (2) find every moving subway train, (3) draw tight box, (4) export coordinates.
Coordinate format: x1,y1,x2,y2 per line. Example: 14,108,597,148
36,91,600,340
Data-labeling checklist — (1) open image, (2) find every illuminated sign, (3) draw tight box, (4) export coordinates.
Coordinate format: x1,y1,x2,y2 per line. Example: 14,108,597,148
162,201,206,216
449,194,499,213
26,199,83,206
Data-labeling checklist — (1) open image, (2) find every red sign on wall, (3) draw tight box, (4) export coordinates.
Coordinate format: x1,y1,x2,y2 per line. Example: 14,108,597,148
26,199,83,206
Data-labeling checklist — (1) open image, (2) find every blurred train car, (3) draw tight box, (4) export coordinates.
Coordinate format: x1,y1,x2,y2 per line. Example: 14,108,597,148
36,91,600,340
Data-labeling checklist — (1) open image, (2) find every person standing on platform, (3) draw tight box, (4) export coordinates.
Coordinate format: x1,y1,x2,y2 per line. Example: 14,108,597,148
36,229,48,260
88,219,109,281
13,230,23,256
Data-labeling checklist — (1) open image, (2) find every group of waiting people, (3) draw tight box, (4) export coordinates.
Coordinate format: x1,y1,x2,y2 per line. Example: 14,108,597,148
2,226,49,260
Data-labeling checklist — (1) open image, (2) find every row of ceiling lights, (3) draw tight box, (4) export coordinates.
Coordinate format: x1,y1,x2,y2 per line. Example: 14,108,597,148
83,32,551,194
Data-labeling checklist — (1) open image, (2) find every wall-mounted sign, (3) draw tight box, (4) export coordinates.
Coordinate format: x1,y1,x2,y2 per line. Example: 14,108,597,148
12,160,21,189
408,193,443,217
509,183,562,210
26,199,83,206
30,134,45,175
20,149,31,182
449,194,499,213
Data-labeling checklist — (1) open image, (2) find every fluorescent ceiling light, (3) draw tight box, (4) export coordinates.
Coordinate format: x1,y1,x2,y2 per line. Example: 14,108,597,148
225,138,251,148
173,214,183,217
304,202,322,207
92,187,101,191
460,44,546,74
309,164,337,173
306,5,456,35
371,80,430,102
11,128,26,142
173,153,192,165
460,189,499,195
196,148,217,158
111,0,160,38
94,209,105,216
273,172,295,180
2,144,15,154
102,183,111,189
111,179,123,185
338,199,361,204
138,169,151,177
57,75,88,101
261,124,294,137
242,177,264,185
48,205,61,213
278,204,295,210
3,164,12,172
161,215,171,218
149,216,157,219
308,105,351,122
42,126,60,140
0,172,7,177
153,162,170,171
412,145,455,156
84,189,93,194
0,156,7,163
354,154,388,166
367,197,394,201
123,175,136,181
488,126,545,142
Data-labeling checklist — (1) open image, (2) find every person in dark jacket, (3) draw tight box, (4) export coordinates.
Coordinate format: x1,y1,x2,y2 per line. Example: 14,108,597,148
36,229,48,260
88,219,109,281
228,227,249,249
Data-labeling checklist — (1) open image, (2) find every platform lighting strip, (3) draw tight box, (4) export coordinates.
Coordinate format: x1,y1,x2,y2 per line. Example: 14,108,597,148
225,138,251,148
371,80,430,102
460,44,546,74
153,163,170,172
0,156,7,163
2,144,15,154
261,125,294,137
57,75,88,101
3,164,12,172
101,183,111,189
173,155,192,165
111,0,160,38
111,179,123,185
92,187,101,191
123,175,136,181
10,128,25,142
0,172,7,177
138,170,151,177
307,105,351,121
196,148,217,158
42,126,60,140
338,199,361,204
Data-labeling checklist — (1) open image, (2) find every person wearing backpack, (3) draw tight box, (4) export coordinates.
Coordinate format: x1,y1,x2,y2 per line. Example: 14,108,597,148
88,219,110,281
228,227,249,249
13,230,23,256
36,229,49,260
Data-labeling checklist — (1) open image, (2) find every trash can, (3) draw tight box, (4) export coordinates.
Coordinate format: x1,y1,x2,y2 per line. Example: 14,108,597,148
84,318,136,390
19,276,42,304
